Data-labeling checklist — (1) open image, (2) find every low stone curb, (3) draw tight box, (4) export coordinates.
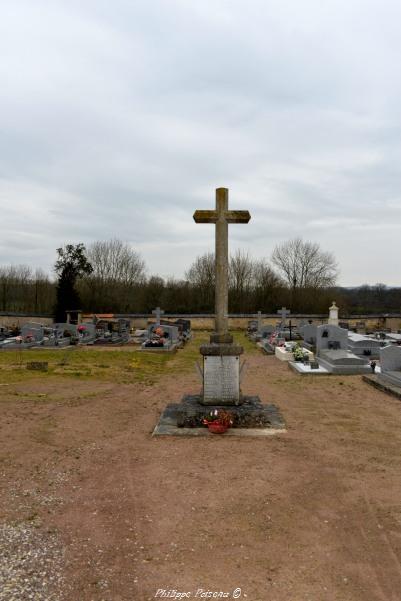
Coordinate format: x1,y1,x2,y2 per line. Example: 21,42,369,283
363,374,401,400
153,425,287,437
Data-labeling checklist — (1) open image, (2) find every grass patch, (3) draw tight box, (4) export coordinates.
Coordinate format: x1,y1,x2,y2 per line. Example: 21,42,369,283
0,331,254,386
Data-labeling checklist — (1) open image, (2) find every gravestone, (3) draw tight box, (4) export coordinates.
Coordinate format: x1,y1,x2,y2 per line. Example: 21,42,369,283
21,322,45,343
316,324,348,354
77,323,96,345
141,323,179,351
277,307,290,329
152,307,165,326
379,346,401,388
316,324,370,374
348,333,381,359
302,324,317,351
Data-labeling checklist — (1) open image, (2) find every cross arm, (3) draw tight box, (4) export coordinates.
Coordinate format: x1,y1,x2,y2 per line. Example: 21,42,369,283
193,210,218,223
225,210,251,224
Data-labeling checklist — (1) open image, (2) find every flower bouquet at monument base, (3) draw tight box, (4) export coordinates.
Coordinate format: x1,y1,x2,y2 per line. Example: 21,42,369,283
202,409,234,434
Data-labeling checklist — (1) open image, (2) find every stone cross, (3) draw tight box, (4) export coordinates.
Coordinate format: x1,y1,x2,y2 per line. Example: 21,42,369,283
194,188,250,341
256,310,265,331
277,306,290,328
152,307,164,326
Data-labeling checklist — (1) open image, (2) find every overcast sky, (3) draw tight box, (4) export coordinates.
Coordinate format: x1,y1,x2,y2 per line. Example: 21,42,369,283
1,0,401,286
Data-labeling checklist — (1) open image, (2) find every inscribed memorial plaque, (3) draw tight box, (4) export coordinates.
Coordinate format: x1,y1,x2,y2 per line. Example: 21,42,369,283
203,355,240,403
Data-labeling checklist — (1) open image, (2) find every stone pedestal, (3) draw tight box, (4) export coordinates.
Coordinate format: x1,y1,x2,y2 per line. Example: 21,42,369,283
199,341,244,405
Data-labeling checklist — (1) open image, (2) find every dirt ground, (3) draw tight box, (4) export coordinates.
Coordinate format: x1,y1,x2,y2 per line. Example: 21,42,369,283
1,334,401,601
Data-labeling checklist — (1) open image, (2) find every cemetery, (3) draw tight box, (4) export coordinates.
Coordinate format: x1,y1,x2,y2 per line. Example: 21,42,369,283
1,189,401,600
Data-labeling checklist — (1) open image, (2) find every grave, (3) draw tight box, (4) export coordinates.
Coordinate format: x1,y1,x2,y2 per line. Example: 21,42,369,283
378,345,401,388
386,333,401,345
154,187,286,436
132,329,148,344
0,322,45,349
275,342,314,362
250,311,274,342
160,319,189,346
76,323,96,345
316,324,371,374
347,332,381,359
249,311,273,342
302,324,317,351
289,360,329,375
53,323,79,344
152,307,165,326
40,326,72,348
260,331,285,354
94,318,131,345
140,323,179,352
363,345,401,399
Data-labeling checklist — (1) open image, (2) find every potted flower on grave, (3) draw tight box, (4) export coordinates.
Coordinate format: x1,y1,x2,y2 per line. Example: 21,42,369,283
293,344,305,362
202,409,234,434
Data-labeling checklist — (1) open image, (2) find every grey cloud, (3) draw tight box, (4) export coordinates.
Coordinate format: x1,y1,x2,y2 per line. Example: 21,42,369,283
0,0,400,285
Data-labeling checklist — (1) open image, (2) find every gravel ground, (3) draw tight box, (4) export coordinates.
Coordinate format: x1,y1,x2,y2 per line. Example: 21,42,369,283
0,521,64,600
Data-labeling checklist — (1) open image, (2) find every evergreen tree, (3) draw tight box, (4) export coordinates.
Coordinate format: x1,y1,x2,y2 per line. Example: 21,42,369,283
54,244,93,321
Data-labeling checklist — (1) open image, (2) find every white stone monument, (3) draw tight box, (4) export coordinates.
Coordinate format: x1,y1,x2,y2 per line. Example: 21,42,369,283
328,301,339,326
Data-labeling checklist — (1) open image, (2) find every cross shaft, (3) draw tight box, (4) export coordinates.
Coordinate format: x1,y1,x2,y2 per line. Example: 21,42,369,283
193,188,250,339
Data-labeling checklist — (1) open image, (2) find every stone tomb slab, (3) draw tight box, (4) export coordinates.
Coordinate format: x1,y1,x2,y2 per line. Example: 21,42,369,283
288,361,329,375
317,350,371,375
153,394,286,437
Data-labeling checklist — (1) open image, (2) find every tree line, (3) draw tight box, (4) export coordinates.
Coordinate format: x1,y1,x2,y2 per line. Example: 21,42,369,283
0,238,399,317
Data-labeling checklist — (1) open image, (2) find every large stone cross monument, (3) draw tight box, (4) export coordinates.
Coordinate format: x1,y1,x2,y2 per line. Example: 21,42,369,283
194,187,250,405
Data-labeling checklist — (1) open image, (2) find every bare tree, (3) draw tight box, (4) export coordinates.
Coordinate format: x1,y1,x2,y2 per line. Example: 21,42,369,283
252,259,284,310
87,239,146,285
272,238,338,289
185,252,215,311
271,238,338,309
229,250,254,312
83,239,146,312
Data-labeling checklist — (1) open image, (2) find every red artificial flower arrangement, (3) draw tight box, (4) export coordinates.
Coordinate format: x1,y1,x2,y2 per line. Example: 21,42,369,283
202,409,234,434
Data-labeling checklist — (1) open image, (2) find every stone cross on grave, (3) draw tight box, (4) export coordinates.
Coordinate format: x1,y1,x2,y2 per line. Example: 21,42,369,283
277,306,290,329
194,187,250,344
256,310,265,331
152,307,164,327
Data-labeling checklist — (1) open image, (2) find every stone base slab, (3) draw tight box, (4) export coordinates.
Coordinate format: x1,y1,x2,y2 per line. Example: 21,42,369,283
153,425,287,437
288,361,329,375
153,394,286,437
317,357,371,375
200,343,243,356
138,344,178,353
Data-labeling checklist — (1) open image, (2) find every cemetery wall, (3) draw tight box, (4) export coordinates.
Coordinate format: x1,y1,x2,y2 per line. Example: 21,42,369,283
1,313,401,332
0,314,54,328
122,314,401,331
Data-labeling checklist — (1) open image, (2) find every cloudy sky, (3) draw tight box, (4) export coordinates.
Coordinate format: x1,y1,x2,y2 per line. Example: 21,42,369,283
1,0,401,286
